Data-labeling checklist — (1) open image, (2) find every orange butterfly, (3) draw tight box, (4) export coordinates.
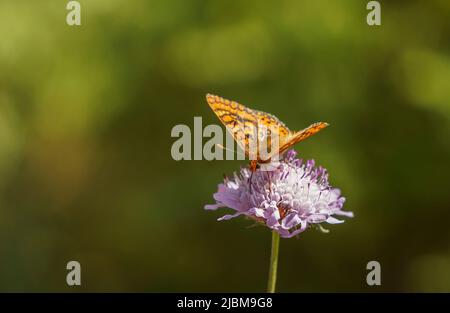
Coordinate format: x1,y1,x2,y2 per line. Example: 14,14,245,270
206,94,328,171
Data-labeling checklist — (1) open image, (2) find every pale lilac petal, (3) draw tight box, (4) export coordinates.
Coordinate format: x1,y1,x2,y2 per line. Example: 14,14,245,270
281,220,307,238
326,216,344,224
214,190,245,211
266,216,280,228
205,204,223,210
334,210,354,218
281,213,302,229
217,212,245,221
248,207,265,218
307,214,328,223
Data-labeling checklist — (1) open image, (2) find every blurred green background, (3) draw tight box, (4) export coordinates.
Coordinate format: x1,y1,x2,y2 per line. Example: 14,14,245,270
0,0,449,292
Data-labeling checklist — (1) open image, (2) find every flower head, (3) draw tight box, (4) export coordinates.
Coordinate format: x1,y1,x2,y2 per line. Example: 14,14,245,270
205,150,353,238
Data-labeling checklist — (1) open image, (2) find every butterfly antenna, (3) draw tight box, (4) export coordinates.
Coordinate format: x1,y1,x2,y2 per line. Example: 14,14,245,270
216,144,246,158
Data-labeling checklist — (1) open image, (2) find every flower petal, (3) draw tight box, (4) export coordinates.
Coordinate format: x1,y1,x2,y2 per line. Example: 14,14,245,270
281,220,307,238
248,207,265,218
334,210,354,218
326,216,344,224
281,213,302,229
266,215,280,227
217,212,244,221
204,204,223,210
307,214,328,223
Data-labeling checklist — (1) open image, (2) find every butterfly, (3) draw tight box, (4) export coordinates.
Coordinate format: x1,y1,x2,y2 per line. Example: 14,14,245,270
206,94,328,171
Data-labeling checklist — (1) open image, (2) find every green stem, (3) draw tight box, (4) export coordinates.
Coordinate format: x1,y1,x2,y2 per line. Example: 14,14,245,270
267,230,280,293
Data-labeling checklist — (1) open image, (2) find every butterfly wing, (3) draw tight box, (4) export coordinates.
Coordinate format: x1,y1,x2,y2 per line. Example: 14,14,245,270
277,122,329,154
206,94,328,162
253,110,291,162
206,94,255,157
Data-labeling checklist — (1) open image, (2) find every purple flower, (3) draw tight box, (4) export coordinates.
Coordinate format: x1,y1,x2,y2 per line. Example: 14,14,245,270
205,150,353,238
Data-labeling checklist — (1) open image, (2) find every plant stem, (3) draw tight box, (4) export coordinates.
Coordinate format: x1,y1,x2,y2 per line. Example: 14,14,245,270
267,230,280,293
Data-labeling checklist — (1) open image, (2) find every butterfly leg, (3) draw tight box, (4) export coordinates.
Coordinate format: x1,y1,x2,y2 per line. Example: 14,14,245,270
248,161,258,194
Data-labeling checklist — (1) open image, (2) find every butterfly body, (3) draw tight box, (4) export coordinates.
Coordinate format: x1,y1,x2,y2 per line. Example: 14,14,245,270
206,94,328,171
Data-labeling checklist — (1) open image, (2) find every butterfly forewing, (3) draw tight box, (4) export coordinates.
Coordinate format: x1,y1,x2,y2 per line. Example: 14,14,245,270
206,94,253,157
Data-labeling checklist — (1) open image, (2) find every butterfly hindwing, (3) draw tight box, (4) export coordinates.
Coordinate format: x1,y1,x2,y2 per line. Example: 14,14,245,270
278,122,329,154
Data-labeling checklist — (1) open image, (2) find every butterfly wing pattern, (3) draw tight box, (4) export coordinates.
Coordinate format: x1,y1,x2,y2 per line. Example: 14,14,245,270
278,122,329,154
206,94,328,167
206,93,254,158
